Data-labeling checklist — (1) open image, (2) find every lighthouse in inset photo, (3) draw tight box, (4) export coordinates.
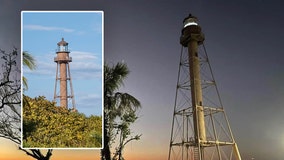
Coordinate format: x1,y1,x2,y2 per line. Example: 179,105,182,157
22,11,103,148
54,38,76,111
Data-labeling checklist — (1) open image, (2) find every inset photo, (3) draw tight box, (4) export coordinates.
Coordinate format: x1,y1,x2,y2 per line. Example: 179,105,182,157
21,11,103,149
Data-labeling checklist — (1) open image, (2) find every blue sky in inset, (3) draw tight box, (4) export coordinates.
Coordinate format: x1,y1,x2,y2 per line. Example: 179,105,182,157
22,11,103,116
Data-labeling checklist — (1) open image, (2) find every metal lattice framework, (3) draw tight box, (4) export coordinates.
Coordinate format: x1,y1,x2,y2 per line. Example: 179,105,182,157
168,42,241,160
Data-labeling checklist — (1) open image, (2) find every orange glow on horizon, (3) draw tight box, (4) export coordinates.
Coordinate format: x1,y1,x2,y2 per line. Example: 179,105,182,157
0,139,168,160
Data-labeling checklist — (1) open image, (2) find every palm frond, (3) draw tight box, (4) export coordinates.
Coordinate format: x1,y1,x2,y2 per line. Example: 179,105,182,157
23,51,37,70
104,62,129,95
22,51,36,91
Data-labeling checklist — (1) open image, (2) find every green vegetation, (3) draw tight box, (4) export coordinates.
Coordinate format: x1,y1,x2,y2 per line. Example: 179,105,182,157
23,95,102,148
22,51,37,91
21,51,53,159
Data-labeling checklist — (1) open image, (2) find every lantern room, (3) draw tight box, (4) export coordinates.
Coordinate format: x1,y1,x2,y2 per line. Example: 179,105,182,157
57,38,69,52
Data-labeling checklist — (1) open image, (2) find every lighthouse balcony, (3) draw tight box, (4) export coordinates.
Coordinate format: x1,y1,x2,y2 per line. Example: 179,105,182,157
54,57,72,62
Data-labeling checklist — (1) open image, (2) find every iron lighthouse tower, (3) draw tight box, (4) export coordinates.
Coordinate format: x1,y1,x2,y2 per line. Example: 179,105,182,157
168,14,241,160
54,38,76,110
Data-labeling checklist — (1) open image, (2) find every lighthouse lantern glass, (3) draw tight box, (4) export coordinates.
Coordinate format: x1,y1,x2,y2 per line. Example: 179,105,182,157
183,18,198,28
58,45,68,52
60,45,64,51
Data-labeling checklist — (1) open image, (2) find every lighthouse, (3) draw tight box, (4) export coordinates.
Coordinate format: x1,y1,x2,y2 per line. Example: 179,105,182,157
54,38,76,110
168,14,241,160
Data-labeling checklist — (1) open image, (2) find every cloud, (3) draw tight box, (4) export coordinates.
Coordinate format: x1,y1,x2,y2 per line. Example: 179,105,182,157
24,50,102,79
71,51,98,60
74,31,86,35
24,24,75,32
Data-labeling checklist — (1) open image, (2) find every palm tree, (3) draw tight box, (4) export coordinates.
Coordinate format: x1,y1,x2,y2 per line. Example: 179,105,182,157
23,51,37,90
102,62,141,160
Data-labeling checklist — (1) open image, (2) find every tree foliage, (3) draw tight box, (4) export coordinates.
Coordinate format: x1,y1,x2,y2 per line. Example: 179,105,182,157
0,48,21,143
102,62,141,160
23,95,102,148
113,109,141,160
0,49,55,160
21,51,54,159
0,48,21,109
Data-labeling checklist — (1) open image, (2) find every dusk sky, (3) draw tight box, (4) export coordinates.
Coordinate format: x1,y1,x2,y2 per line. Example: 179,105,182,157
0,0,284,160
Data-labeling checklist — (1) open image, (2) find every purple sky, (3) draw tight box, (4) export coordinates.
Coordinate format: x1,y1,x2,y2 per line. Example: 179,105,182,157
1,0,284,159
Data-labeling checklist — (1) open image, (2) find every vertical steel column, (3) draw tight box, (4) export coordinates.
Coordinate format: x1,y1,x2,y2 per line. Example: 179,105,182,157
180,15,206,145
187,34,206,143
54,63,59,101
60,60,67,108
